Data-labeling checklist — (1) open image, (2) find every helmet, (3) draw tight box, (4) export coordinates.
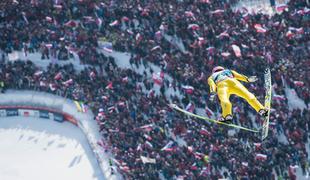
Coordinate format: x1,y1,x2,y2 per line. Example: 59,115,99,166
212,66,224,74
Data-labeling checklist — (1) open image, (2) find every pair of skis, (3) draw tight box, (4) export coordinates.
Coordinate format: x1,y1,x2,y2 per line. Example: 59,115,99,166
170,69,272,140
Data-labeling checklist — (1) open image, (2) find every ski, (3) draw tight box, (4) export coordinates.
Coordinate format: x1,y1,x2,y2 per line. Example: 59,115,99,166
169,103,259,133
261,68,272,140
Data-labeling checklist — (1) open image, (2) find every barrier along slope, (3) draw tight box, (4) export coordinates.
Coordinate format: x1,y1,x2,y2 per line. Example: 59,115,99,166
0,90,122,180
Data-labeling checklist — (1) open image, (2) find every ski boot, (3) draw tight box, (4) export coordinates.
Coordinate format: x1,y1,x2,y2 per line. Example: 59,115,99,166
218,115,233,123
258,109,269,117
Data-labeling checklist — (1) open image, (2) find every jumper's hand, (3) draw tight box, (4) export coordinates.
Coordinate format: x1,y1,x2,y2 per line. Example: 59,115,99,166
209,92,216,102
247,76,258,83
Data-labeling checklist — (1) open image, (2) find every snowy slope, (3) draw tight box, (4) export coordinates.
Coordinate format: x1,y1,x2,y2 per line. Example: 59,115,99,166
0,116,103,180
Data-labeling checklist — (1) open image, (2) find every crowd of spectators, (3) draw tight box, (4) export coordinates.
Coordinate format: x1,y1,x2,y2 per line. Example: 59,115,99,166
0,0,309,179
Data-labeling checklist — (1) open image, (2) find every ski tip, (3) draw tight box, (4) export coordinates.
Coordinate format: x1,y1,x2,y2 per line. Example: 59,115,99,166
168,103,178,108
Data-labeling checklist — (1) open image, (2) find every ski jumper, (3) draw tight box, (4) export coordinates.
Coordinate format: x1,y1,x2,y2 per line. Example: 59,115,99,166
208,69,264,118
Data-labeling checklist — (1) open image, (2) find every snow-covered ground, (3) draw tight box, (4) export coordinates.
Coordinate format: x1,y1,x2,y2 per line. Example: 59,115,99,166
233,0,289,15
0,116,104,180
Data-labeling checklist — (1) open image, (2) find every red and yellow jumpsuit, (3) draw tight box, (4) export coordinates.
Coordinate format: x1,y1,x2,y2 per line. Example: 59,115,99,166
208,69,264,118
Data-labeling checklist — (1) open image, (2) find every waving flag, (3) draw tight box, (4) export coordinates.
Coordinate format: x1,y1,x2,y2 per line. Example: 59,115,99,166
205,106,214,117
54,72,62,80
221,52,231,57
216,31,230,38
102,42,113,53
105,82,113,89
139,124,154,132
273,95,286,101
182,85,194,94
140,156,156,164
211,9,225,15
63,79,73,86
254,24,267,33
255,153,267,161
64,20,77,27
187,24,200,30
276,4,288,13
185,102,195,113
200,128,210,136
109,20,119,26
293,81,304,87
232,44,241,57
161,141,176,152
152,72,164,85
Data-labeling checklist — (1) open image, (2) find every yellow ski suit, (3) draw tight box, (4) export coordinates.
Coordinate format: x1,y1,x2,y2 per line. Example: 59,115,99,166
208,69,264,118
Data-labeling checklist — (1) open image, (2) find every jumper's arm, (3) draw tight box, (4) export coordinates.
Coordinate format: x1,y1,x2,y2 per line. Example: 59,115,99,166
231,70,249,82
208,76,217,93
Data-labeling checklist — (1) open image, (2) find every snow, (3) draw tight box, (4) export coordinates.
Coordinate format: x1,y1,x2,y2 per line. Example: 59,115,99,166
7,51,89,72
0,116,104,180
285,87,307,111
0,90,122,180
101,50,182,99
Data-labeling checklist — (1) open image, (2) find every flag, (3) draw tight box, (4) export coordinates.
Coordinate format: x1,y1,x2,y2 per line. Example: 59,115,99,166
107,106,115,113
122,76,128,83
54,72,62,80
122,16,130,21
206,47,215,54
242,162,249,167
34,71,43,77
135,33,143,44
102,42,113,53
254,24,267,33
140,156,156,164
289,27,304,34
161,141,176,152
145,141,153,149
63,79,73,86
96,18,102,28
205,106,214,117
64,20,77,27
185,11,194,17
152,72,163,85
182,85,194,94
105,82,113,89
22,12,29,24
232,44,241,57
155,31,162,39
216,31,230,38
139,124,154,132
185,102,195,113
49,83,57,91
273,95,286,101
286,31,294,38
46,16,53,22
200,128,210,136
151,45,161,51
211,9,225,15
109,20,119,26
53,4,62,9
187,24,200,30
255,153,267,161
74,101,87,113
221,52,231,57
276,4,288,13
293,81,304,87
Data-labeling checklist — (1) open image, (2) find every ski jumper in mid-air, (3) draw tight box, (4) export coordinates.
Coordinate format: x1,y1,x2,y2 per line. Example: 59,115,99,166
208,66,268,122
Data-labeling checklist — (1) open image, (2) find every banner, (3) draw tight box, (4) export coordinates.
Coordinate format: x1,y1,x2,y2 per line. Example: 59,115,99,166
39,110,50,119
53,113,64,122
6,109,18,116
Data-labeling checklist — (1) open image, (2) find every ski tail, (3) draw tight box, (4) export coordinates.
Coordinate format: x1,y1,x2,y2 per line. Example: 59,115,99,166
261,68,272,140
169,104,259,133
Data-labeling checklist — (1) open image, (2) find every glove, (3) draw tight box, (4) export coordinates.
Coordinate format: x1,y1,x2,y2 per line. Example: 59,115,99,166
209,92,216,102
247,76,258,82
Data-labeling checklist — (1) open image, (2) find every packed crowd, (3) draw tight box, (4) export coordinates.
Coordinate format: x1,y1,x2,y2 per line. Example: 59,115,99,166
0,0,309,179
